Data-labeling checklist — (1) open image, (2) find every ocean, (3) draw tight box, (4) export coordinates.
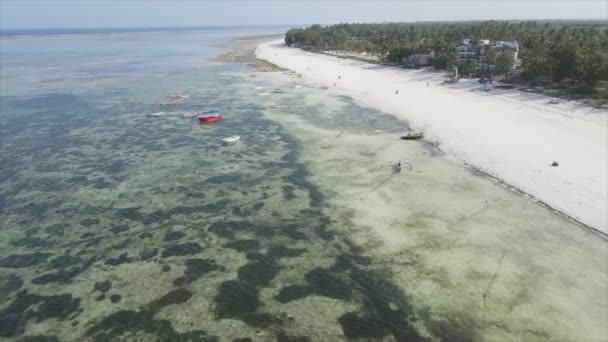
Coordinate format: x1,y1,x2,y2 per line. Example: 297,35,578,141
1,27,606,341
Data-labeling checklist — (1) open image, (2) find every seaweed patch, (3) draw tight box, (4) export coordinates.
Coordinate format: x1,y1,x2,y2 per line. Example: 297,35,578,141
161,243,204,258
0,253,51,268
174,258,220,286
214,280,259,320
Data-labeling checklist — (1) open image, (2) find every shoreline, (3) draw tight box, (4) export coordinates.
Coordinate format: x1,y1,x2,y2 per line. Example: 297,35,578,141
248,68,608,341
256,39,608,235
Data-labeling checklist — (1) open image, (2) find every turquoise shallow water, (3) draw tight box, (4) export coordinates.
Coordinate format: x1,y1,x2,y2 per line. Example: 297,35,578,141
2,29,607,342
0,29,425,341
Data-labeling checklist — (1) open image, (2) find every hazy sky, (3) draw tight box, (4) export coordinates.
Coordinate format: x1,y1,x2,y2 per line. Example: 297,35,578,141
1,0,607,29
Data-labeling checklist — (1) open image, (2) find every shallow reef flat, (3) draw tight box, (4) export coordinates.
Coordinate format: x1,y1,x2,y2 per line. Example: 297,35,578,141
1,32,606,342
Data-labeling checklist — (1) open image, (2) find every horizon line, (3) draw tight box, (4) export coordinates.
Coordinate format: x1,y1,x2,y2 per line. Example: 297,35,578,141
2,18,606,31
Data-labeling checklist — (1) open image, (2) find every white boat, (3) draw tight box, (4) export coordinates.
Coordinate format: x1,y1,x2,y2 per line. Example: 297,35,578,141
182,112,198,118
257,92,270,96
254,86,264,90
221,135,240,143
171,93,190,99
147,111,165,117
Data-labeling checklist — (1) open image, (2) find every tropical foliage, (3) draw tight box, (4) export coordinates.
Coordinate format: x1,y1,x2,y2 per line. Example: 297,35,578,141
285,21,608,98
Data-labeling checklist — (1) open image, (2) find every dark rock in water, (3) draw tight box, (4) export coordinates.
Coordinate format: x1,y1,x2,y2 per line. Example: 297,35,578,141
0,293,41,337
34,294,80,322
208,220,252,239
110,224,130,234
173,277,187,287
44,224,64,236
25,228,41,237
31,267,81,285
348,269,422,341
275,285,313,303
115,207,159,224
0,274,23,303
84,238,101,248
80,218,99,227
164,230,186,241
95,295,105,302
94,280,112,293
305,268,352,300
224,239,260,252
283,227,308,241
281,185,297,200
338,312,388,339
110,294,121,303
237,260,279,287
276,331,311,342
86,308,217,342
243,313,278,328
214,280,259,319
175,259,219,286
105,253,132,266
0,291,81,337
161,243,203,258
138,232,153,239
267,245,306,258
201,199,230,214
0,253,51,268
11,236,53,248
20,335,61,342
244,252,272,262
551,161,559,167
233,338,254,342
161,265,171,272
111,238,131,250
80,232,94,239
49,255,81,269
139,248,158,261
251,202,264,211
146,288,192,312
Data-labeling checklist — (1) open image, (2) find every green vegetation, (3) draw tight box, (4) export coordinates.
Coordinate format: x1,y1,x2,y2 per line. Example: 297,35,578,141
285,21,608,100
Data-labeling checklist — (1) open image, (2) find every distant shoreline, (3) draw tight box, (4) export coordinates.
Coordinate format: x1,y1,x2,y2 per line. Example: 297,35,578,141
0,25,292,38
0,25,288,40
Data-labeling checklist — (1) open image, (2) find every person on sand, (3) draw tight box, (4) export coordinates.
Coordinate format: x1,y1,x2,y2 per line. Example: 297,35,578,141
338,75,341,79
396,161,402,173
426,82,429,86
395,89,399,94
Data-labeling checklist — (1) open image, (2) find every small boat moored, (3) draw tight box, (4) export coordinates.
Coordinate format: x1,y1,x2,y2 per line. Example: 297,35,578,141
400,130,424,140
148,111,165,117
198,110,224,123
221,135,240,143
171,93,190,99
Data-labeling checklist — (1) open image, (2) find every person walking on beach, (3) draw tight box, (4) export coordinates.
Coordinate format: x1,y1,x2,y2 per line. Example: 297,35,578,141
396,160,402,173
395,89,399,94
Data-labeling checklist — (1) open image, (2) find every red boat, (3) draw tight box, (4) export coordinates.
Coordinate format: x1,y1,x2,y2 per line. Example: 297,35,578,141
198,110,224,123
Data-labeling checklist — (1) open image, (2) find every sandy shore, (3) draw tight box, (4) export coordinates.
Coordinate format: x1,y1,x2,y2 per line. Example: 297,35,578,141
256,40,608,234
249,70,607,341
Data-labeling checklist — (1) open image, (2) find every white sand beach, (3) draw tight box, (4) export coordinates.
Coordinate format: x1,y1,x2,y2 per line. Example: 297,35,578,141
257,40,608,234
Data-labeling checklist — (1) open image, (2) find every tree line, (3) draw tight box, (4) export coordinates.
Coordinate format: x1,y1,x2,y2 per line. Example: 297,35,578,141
284,21,608,97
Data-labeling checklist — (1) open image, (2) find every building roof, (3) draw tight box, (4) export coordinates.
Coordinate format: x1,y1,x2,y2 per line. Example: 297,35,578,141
496,41,520,50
